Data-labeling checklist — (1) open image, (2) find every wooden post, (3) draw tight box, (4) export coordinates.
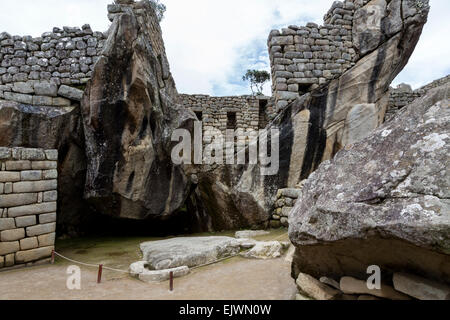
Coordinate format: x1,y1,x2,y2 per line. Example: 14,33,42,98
97,264,103,284
169,271,174,291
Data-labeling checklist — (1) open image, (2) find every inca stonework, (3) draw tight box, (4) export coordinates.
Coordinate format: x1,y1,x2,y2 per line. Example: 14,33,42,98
0,147,57,270
180,94,274,140
386,74,450,120
269,0,360,111
0,25,106,107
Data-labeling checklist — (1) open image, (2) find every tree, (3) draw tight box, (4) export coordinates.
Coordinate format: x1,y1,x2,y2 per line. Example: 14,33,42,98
242,69,271,96
149,0,167,22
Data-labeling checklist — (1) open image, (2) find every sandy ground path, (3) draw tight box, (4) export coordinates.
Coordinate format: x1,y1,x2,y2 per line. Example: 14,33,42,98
0,256,296,300
0,229,297,300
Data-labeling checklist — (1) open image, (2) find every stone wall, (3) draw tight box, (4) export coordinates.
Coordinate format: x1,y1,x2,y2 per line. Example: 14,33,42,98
180,94,274,140
0,147,57,270
0,25,106,107
386,74,450,120
268,0,362,111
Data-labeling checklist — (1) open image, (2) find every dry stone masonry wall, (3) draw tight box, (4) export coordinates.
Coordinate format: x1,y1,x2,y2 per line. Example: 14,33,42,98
387,74,450,120
0,25,106,107
268,0,363,111
0,147,57,270
180,94,274,142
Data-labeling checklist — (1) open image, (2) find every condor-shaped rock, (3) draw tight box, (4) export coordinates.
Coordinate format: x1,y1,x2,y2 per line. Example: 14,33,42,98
81,1,196,220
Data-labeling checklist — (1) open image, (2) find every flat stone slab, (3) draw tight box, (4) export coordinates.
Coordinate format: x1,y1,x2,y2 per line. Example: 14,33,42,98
129,261,189,282
140,236,241,270
235,230,270,239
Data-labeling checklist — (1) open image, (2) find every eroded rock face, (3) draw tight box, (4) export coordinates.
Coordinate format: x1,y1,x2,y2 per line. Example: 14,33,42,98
289,84,450,283
82,1,196,220
195,0,430,230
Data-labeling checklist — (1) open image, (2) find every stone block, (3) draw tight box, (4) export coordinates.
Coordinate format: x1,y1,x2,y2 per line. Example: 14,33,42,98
20,237,39,250
5,253,14,267
52,97,71,106
8,202,57,218
43,190,57,202
15,246,54,264
32,95,53,106
37,232,55,247
26,222,56,237
12,82,34,94
5,160,31,171
39,212,56,224
0,147,11,159
12,180,57,193
42,169,57,180
15,215,37,228
4,183,12,194
0,218,16,231
34,82,58,96
57,85,83,101
340,277,410,300
0,193,37,207
0,228,25,241
44,150,58,161
31,161,57,170
0,255,3,268
4,91,33,104
0,241,20,255
20,170,42,181
271,36,294,46
20,148,46,160
0,171,21,182
296,273,341,300
393,273,450,300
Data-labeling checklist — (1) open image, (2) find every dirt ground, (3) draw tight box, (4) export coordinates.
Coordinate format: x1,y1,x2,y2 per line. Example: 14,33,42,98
0,229,298,300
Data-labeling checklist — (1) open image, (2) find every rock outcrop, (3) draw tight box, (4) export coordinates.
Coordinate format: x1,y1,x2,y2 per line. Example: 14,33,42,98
289,84,450,284
194,0,430,229
81,1,196,221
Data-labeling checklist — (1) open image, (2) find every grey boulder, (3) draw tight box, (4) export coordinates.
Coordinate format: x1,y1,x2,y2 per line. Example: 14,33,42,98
140,236,241,270
289,84,450,284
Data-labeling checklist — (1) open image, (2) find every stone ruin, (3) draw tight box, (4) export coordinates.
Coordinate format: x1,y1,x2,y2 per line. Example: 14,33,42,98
1,0,449,299
0,25,106,108
0,147,57,269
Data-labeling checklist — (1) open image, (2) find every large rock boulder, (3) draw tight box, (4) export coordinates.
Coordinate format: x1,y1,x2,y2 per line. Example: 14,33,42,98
140,236,241,269
81,1,196,220
289,84,450,284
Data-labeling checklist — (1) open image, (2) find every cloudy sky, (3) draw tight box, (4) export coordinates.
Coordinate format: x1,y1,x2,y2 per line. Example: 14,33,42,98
1,0,448,96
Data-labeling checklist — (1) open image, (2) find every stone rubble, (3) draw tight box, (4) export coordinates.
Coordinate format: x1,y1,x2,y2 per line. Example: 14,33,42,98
294,271,450,300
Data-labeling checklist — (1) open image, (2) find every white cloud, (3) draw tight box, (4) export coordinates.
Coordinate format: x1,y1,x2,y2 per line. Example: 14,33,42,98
0,0,448,95
392,0,450,89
